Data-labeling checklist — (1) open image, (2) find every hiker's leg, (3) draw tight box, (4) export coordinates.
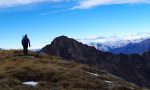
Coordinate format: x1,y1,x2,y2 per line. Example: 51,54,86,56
24,46,27,54
23,46,26,54
23,44,28,55
26,46,28,54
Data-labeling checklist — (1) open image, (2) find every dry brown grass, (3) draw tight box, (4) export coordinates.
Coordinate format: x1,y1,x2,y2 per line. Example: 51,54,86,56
0,50,146,90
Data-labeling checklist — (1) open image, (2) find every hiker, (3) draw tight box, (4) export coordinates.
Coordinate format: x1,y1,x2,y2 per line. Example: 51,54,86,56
22,34,31,54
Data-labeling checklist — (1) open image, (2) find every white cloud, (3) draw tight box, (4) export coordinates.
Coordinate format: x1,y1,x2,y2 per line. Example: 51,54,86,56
72,0,150,9
0,0,149,9
0,0,62,8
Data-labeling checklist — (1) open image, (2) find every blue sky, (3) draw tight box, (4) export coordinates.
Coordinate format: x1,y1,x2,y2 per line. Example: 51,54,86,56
0,0,150,49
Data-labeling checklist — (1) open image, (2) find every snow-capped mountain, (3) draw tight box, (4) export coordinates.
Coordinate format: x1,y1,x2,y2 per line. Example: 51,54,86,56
78,32,150,52
110,38,150,54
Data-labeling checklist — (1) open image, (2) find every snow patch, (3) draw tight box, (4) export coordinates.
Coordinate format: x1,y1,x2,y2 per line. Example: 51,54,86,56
87,72,99,77
22,81,38,86
105,80,113,84
105,80,113,89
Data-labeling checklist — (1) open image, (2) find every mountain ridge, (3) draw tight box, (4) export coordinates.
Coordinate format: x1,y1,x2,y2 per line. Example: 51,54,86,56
41,36,150,89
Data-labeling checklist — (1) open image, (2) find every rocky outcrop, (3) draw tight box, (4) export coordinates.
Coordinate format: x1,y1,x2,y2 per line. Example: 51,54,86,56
41,36,104,64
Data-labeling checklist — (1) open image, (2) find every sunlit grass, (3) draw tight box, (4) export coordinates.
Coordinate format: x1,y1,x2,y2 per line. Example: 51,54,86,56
0,50,144,90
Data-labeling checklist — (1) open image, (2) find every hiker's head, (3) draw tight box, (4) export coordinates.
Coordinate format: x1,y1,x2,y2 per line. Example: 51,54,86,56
25,34,27,38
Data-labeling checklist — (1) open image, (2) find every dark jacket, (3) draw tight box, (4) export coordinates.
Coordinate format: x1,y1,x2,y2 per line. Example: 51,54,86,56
22,36,30,47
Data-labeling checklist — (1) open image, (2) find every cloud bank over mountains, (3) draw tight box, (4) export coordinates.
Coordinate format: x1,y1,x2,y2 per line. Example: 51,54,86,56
0,0,149,9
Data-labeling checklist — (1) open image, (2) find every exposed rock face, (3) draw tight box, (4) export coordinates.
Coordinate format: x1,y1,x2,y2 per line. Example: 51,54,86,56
41,36,104,64
41,36,150,88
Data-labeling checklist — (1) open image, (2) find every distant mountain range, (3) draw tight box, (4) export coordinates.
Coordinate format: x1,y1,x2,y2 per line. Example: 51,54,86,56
78,33,150,54
41,36,150,89
110,38,150,54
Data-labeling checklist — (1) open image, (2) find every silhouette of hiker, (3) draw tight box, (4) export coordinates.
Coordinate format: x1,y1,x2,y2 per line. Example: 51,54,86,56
22,34,30,54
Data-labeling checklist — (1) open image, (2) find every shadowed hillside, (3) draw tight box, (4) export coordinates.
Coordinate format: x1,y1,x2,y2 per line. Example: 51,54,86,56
0,50,145,90
41,36,150,89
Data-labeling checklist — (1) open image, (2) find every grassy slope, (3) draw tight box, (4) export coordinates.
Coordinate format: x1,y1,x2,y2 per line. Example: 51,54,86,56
0,50,146,90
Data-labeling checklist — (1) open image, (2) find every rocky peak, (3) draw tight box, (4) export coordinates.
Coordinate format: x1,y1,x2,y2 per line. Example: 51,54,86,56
41,36,102,63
